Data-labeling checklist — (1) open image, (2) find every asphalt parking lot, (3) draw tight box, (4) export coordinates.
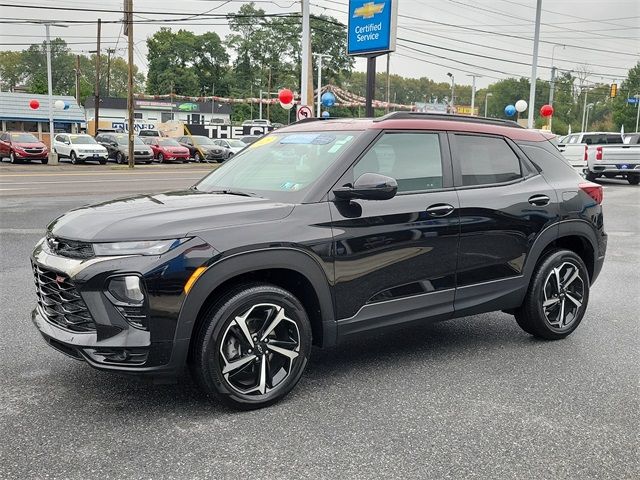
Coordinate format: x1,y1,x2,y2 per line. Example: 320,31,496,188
0,165,638,479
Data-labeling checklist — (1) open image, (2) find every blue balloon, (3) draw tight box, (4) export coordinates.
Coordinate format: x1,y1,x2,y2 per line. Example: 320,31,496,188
321,92,336,108
63,101,70,110
504,104,516,117
321,111,330,118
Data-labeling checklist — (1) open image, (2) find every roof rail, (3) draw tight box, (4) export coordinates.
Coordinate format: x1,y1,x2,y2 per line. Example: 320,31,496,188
374,111,524,128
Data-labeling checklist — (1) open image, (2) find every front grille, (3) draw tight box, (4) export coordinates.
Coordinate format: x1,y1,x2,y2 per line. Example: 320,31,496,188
33,264,95,332
47,236,94,259
25,148,44,154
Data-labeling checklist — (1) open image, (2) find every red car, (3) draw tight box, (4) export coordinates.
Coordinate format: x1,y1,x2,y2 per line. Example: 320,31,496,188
0,131,49,164
142,137,190,163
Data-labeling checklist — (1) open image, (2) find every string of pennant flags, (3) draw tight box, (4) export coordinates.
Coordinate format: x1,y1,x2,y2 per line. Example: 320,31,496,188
133,85,415,111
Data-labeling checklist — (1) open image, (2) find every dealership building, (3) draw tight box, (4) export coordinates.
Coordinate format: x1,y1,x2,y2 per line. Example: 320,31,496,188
0,92,85,145
84,97,232,133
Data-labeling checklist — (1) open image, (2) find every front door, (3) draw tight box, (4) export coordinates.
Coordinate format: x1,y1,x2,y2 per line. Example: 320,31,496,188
330,131,460,336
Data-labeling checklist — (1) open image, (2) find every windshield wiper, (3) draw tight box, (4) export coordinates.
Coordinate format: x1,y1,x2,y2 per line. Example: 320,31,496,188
209,189,259,197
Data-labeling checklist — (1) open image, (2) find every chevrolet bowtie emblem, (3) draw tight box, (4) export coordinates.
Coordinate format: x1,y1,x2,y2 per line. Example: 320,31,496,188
353,2,385,19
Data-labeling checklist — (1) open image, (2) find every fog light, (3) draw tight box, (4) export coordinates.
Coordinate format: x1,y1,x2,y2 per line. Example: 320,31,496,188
107,276,145,305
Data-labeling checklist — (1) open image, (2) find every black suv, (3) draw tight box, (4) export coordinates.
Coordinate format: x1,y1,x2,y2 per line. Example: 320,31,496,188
31,114,607,409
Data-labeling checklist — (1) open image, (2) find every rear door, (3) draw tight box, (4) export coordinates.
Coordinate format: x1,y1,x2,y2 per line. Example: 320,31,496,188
330,131,460,335
449,132,559,315
55,134,70,157
0,133,8,157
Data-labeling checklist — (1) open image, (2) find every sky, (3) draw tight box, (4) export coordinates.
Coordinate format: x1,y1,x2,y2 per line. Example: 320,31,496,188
0,0,639,90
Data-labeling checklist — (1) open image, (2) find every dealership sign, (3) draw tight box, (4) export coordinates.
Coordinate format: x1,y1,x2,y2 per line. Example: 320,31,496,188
111,122,155,132
189,124,273,139
347,0,398,56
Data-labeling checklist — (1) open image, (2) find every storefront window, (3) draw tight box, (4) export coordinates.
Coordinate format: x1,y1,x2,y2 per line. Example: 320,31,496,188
6,121,22,131
24,121,38,132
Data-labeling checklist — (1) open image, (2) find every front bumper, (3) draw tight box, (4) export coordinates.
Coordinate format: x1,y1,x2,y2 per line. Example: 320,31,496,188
30,237,215,375
15,150,48,160
77,152,108,161
205,150,227,161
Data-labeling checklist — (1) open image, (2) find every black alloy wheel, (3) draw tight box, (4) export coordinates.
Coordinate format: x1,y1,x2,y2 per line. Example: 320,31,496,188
158,153,164,163
515,249,589,340
190,283,312,410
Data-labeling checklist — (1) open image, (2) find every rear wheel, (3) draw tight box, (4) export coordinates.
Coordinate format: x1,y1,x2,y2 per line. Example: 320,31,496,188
190,283,312,410
584,171,598,181
514,249,589,340
628,175,639,185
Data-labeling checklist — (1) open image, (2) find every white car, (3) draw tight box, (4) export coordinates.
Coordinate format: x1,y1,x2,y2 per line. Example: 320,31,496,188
558,132,624,171
212,139,247,157
53,133,109,164
242,119,271,127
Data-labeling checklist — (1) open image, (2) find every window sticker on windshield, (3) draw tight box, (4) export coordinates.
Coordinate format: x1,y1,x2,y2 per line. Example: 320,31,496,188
280,134,336,145
249,136,278,148
280,182,301,191
327,135,353,153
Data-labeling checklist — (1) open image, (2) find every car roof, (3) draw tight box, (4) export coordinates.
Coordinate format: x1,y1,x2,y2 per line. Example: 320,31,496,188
278,115,555,143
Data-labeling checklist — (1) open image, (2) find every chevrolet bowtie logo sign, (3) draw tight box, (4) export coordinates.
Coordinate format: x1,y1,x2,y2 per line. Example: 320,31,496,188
353,2,385,19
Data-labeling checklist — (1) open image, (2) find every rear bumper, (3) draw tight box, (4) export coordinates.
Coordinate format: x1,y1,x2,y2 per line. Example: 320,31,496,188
590,164,640,174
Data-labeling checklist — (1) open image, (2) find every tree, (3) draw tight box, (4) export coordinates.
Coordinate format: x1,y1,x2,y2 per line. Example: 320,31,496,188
612,62,640,132
21,38,75,95
0,51,25,91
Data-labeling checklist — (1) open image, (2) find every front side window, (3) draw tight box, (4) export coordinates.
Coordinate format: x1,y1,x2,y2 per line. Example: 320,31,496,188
195,131,360,199
455,135,522,186
353,132,443,192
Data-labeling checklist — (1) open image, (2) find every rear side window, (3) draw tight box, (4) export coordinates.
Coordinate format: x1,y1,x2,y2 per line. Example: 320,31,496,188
454,135,522,186
605,135,623,144
353,132,443,192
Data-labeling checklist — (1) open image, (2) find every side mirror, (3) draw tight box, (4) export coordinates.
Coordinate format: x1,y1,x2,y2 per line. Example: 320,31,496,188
333,173,398,201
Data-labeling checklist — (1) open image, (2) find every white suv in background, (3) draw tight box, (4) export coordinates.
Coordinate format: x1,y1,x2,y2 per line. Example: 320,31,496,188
53,134,109,164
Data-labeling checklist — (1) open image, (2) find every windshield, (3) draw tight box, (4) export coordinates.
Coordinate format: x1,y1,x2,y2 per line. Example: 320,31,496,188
158,138,181,147
191,136,215,145
70,135,97,145
114,134,145,145
227,140,246,148
195,131,359,198
11,133,39,143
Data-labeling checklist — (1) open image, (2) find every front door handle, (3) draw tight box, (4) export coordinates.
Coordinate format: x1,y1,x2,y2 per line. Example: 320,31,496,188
426,203,455,217
528,194,550,206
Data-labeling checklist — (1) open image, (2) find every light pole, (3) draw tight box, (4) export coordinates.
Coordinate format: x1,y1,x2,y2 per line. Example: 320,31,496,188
527,0,543,129
42,22,68,165
447,72,455,112
484,92,493,117
467,74,481,115
635,94,640,132
548,44,565,131
585,103,594,131
581,88,590,132
313,53,331,117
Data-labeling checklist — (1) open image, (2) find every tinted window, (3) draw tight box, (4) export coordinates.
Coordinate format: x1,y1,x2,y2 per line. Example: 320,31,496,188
455,135,522,186
354,133,443,192
605,135,623,144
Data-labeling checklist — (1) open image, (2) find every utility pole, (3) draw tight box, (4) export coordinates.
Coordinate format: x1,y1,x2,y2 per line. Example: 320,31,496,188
635,94,640,132
581,88,589,132
94,18,101,135
527,0,543,129
75,55,81,106
313,53,331,117
484,92,493,117
106,48,115,97
301,0,313,111
44,22,57,165
548,66,557,130
126,0,134,168
467,74,481,115
386,53,391,114
259,89,263,119
447,72,455,112
266,67,272,120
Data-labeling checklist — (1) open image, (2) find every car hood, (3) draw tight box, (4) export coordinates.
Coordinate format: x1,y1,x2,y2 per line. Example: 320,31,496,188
14,142,47,149
47,190,295,242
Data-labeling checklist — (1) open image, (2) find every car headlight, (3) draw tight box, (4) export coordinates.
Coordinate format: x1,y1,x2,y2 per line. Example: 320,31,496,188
93,238,187,256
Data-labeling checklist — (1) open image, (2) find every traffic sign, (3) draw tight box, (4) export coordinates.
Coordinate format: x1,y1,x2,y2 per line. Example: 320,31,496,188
296,105,313,121
627,97,639,105
347,0,398,56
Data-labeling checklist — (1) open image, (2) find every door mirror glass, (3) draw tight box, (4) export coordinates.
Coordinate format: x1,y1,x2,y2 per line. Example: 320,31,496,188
334,173,398,201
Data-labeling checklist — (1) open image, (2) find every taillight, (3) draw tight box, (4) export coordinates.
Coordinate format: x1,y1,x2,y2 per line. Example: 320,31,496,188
595,146,603,160
583,145,588,162
579,182,603,204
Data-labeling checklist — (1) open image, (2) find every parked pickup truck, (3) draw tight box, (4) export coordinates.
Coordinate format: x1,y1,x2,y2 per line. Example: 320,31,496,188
558,132,624,171
585,133,640,185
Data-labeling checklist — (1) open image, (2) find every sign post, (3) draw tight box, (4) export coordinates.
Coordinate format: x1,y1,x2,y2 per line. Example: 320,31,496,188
347,1,398,117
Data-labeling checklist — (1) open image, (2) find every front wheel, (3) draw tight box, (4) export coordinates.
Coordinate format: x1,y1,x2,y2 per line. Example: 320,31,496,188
190,283,312,410
41,157,49,165
157,153,164,163
514,249,589,340
70,151,81,164
628,175,639,185
116,152,124,164
10,151,20,164
194,151,204,163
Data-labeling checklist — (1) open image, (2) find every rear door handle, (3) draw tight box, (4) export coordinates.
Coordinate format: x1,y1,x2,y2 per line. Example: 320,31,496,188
528,194,550,206
426,203,455,217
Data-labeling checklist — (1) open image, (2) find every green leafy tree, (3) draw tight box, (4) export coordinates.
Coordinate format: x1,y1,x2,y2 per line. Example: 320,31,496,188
0,51,26,91
612,63,640,132
21,38,75,95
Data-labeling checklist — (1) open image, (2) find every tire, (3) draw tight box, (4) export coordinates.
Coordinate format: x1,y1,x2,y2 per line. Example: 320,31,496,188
115,152,124,164
158,153,164,163
41,157,49,165
584,171,598,181
70,151,80,164
514,249,589,340
195,151,204,163
628,175,639,185
190,283,312,410
99,158,107,165
9,151,20,164
603,173,617,179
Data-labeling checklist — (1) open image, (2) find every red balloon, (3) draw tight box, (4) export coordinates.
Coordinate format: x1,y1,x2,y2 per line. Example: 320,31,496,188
540,104,554,117
29,99,40,110
278,88,293,105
